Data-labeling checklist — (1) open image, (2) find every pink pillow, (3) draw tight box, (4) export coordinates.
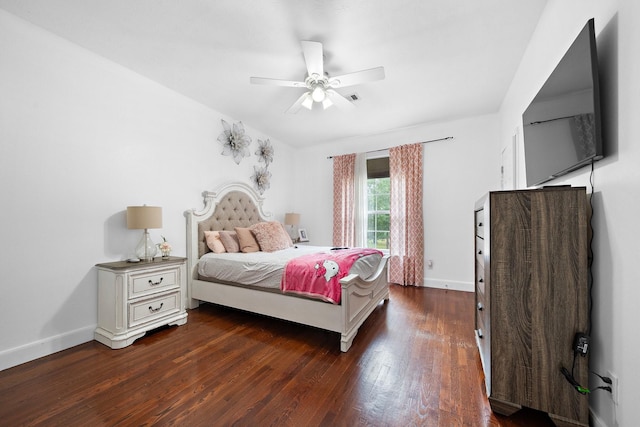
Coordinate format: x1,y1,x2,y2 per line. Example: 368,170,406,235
219,231,240,253
235,227,260,253
204,230,226,254
250,221,293,252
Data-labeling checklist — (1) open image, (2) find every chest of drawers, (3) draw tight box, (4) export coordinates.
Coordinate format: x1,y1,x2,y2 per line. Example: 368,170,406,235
474,188,589,427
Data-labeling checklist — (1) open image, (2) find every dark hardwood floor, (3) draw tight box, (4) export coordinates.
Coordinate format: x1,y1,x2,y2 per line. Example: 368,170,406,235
0,286,555,426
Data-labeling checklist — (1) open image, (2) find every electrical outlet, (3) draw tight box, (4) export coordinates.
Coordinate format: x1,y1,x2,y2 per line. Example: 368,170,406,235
607,371,619,405
427,259,433,269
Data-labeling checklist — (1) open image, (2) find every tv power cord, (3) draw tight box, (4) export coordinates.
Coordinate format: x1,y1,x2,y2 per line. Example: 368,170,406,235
561,333,612,395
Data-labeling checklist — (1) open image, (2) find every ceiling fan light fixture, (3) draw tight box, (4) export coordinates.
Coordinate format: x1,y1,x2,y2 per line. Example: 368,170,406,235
322,97,333,109
311,86,326,102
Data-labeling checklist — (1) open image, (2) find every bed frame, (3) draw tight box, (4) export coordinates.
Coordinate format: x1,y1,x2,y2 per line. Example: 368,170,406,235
184,182,390,352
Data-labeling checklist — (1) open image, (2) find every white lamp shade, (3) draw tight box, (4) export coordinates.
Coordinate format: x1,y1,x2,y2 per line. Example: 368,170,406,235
127,206,162,229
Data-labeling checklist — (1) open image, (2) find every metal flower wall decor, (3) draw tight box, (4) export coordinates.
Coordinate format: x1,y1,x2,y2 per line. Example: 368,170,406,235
217,119,251,165
250,165,272,195
255,139,274,166
252,139,274,193
215,118,276,194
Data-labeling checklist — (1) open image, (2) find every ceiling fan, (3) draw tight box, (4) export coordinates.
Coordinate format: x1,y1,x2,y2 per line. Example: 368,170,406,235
250,41,385,114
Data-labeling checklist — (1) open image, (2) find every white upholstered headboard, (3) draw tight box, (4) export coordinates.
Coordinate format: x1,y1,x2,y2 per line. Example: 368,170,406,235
184,182,272,286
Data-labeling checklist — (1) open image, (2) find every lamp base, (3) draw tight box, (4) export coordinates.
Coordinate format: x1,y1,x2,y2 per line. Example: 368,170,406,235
286,225,298,243
135,229,157,261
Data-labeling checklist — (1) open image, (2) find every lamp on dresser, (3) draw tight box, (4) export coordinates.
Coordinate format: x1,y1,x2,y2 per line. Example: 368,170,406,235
127,205,162,261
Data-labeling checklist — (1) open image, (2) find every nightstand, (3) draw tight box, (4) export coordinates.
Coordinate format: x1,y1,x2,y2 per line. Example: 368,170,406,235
94,257,187,349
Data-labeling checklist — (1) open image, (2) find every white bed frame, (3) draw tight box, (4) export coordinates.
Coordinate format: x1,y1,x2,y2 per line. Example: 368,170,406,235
184,182,390,352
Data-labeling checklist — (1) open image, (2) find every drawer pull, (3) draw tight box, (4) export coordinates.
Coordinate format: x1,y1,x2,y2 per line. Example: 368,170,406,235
148,303,164,313
479,278,484,283
148,277,164,286
477,303,484,311
478,222,483,227
478,250,482,255
477,329,483,338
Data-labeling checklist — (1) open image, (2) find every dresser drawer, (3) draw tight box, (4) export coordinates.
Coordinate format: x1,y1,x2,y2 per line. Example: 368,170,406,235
475,308,490,386
475,209,485,238
476,305,486,335
476,296,488,321
129,267,179,297
476,298,490,345
129,291,181,327
475,236,486,265
476,261,485,296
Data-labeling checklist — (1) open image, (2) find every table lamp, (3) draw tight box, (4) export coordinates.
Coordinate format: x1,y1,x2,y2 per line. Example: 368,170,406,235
127,205,162,261
284,212,300,242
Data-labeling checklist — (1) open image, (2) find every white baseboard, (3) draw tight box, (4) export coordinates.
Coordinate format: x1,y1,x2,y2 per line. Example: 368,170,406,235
423,278,473,292
0,325,95,371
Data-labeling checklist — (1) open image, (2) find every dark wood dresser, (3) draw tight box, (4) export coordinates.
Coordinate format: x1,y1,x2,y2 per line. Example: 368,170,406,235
474,187,589,427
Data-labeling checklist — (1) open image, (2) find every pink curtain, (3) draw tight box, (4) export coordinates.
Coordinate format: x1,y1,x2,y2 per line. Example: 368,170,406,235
333,154,356,247
389,143,424,286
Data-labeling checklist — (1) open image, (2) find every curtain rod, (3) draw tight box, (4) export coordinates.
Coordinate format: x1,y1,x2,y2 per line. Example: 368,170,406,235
526,115,575,126
326,136,454,159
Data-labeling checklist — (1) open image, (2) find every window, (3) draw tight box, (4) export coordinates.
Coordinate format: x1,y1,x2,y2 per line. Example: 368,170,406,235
366,157,390,250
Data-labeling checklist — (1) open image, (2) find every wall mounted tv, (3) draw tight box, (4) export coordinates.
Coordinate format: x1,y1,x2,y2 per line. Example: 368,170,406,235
522,18,603,187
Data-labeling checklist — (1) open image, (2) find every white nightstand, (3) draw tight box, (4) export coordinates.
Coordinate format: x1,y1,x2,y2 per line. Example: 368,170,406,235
94,257,187,349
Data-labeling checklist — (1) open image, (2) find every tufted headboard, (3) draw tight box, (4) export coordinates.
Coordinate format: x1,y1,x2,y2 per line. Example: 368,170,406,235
196,190,263,257
185,182,272,266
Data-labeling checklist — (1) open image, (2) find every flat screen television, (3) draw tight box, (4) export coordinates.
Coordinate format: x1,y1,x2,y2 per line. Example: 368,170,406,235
522,18,603,187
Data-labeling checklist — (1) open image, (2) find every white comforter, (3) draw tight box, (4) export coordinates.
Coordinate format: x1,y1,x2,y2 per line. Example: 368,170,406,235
197,245,382,289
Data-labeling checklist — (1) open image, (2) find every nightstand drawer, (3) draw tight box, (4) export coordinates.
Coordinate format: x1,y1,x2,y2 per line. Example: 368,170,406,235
129,291,180,327
129,268,178,297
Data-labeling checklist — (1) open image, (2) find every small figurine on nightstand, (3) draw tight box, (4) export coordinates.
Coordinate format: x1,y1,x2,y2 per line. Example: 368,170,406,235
158,236,172,259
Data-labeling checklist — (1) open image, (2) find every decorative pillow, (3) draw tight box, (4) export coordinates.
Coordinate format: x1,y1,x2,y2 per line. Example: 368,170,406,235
250,221,293,252
235,227,260,253
204,230,226,254
219,230,240,253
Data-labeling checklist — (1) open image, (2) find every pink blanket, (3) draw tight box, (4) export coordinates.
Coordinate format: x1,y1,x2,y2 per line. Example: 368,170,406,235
281,248,383,304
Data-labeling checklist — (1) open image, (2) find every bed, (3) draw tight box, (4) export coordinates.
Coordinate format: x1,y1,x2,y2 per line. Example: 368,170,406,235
184,182,390,352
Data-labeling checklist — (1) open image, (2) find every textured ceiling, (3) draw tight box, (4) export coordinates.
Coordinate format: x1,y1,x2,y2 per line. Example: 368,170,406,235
0,0,547,147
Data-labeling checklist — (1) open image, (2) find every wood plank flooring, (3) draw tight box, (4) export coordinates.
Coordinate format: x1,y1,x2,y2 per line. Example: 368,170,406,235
0,286,555,426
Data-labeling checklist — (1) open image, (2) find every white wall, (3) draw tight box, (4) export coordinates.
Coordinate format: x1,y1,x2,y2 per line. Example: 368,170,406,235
0,10,295,370
499,1,639,426
292,114,500,292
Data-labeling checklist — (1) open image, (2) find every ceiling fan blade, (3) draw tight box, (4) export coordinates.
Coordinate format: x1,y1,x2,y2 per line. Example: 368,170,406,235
285,92,312,114
250,77,306,87
301,41,324,77
325,89,355,110
329,66,385,88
